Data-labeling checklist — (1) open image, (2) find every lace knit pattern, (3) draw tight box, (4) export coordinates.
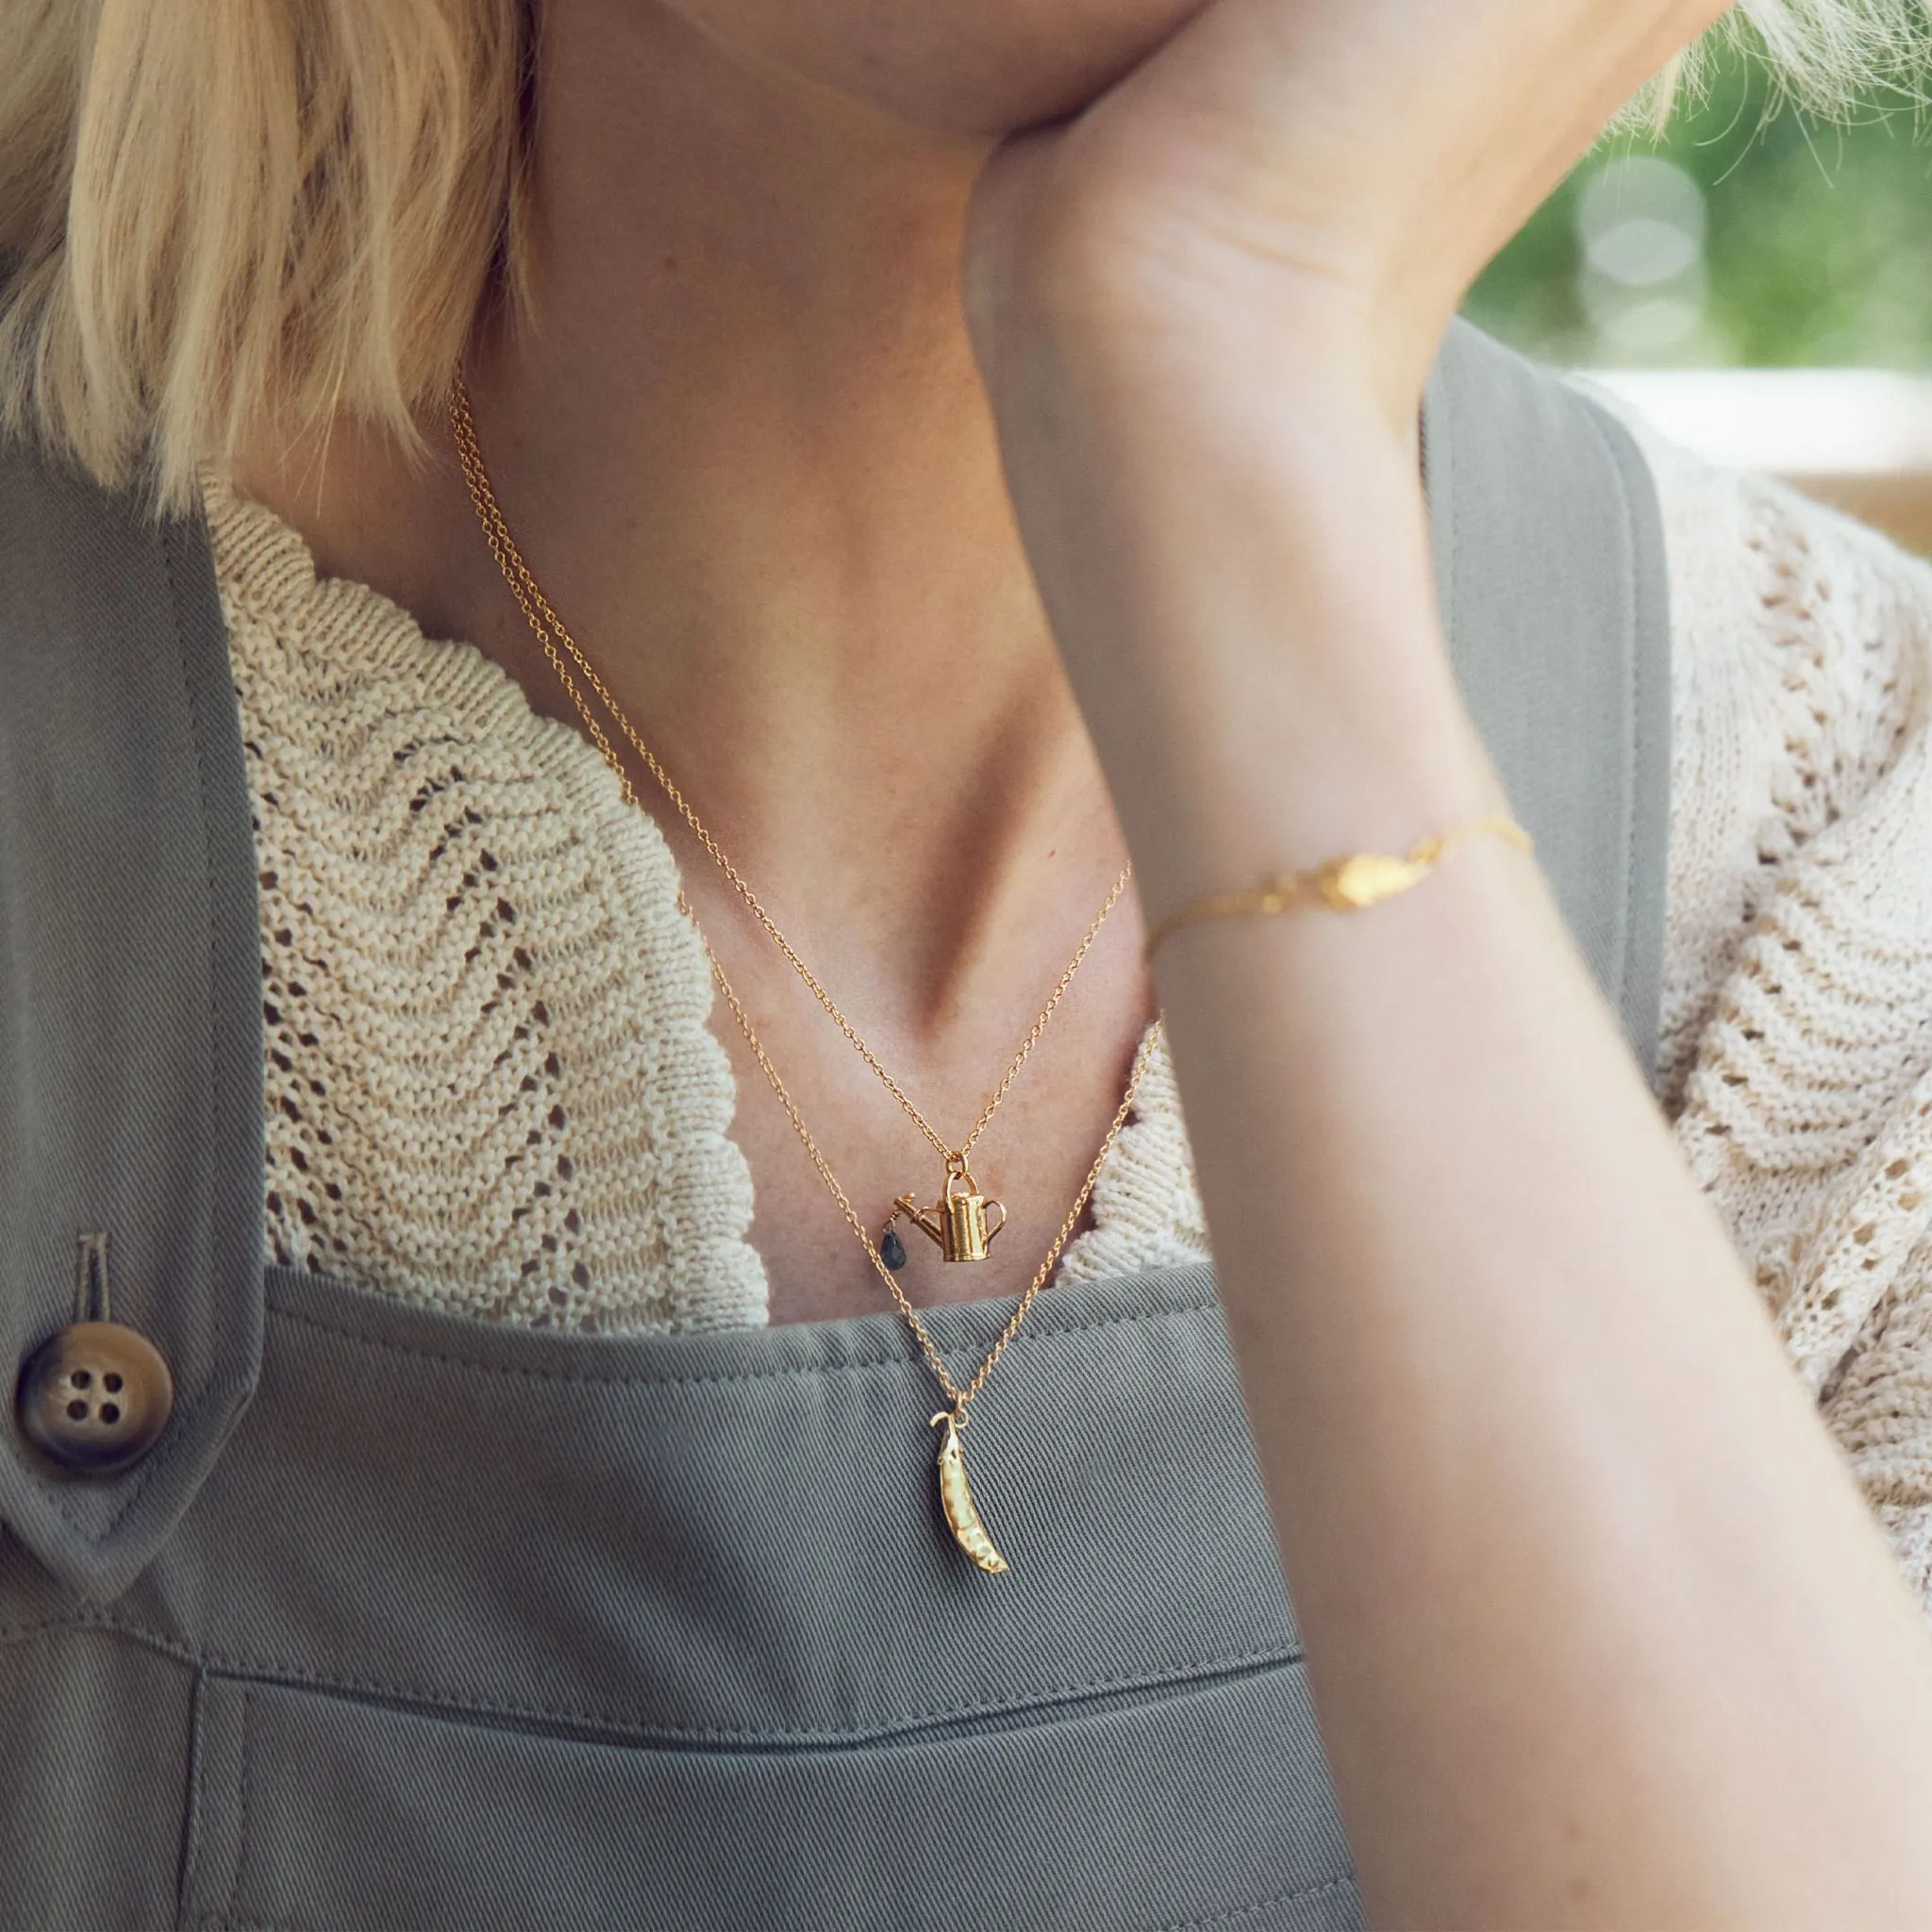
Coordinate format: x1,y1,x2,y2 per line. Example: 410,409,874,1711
213,399,1932,1603
210,475,1206,1334
1594,387,1932,1611
216,484,769,1332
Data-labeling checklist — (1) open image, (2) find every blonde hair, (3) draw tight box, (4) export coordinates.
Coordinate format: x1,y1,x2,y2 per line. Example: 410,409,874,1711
0,0,1919,508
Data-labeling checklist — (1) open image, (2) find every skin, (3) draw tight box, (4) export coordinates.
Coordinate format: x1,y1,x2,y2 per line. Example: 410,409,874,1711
242,0,1932,1920
245,0,1182,1322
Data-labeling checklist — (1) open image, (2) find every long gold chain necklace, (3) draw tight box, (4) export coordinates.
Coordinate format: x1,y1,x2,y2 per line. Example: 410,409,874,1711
449,374,1157,1571
711,934,1159,1573
450,371,1131,1273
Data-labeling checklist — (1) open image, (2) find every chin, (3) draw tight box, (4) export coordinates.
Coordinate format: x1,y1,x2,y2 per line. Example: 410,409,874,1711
660,0,1210,137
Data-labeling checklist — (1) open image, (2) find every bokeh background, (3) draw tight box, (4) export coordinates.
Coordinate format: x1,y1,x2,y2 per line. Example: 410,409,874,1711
1470,40,1932,551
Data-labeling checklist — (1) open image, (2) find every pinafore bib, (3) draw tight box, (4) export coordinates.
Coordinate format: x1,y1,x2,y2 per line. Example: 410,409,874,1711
0,320,1669,1930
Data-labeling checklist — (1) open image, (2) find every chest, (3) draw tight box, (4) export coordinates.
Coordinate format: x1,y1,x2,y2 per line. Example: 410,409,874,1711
0,315,1670,1929
723,952,1167,1326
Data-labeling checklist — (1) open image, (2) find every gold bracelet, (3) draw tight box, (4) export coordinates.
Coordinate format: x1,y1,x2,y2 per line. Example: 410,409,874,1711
1142,813,1532,962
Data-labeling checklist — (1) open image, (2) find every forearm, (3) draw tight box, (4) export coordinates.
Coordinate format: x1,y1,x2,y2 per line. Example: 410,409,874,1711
991,308,1932,1924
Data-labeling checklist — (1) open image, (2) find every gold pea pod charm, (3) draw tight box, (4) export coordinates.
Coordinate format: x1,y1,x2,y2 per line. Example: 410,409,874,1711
887,1164,1007,1265
930,1409,1008,1574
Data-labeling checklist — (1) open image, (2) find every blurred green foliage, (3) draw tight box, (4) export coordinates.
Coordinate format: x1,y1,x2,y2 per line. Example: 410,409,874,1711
1467,48,1932,367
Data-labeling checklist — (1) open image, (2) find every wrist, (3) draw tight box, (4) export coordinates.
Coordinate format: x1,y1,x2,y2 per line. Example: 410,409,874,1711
1120,676,1507,954
971,280,1503,921
966,192,1440,452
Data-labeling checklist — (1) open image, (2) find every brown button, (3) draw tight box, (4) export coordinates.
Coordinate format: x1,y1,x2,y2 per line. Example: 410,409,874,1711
17,1321,174,1474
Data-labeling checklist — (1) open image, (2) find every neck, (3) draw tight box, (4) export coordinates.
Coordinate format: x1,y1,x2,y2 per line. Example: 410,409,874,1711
242,0,1138,1038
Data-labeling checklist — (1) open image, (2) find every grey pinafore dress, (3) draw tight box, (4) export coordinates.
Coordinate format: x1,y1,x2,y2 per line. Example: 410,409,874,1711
0,319,1669,1931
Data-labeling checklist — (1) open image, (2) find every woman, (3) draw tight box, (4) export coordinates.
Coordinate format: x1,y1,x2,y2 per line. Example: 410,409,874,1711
4,0,1932,1924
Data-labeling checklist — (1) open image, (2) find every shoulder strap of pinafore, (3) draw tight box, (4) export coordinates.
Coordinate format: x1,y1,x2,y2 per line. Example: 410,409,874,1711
0,442,263,1600
1423,317,1673,1075
0,318,1669,1600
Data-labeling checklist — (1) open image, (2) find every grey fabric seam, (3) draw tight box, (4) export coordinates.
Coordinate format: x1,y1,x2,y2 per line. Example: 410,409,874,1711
42,1402,206,1566
29,517,223,1551
1573,391,1641,1022
178,1665,211,1932
0,1612,1302,1745
228,1685,253,1932
159,514,227,1374
1620,398,1671,1078
1572,379,1671,1074
264,1293,1224,1391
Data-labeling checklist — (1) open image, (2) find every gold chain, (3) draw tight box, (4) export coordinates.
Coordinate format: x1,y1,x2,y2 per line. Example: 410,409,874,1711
704,916,1160,1413
449,370,1129,1179
447,375,1163,1568
1142,816,1532,959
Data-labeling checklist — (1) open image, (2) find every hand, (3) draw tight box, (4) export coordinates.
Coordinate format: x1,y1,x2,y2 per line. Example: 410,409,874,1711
956,0,1732,907
963,0,1728,418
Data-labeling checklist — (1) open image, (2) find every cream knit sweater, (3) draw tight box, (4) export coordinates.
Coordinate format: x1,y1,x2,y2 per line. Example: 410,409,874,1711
208,393,1932,1610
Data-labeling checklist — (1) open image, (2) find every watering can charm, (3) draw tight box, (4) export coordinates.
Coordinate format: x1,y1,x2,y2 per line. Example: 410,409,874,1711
884,1163,1008,1265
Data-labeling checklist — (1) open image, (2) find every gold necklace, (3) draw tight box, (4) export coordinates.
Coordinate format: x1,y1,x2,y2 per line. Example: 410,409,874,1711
450,371,1132,1269
448,373,1159,1570
709,928,1160,1572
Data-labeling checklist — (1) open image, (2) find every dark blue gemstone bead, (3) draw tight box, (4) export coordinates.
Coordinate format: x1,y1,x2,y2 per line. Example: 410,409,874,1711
880,1229,908,1271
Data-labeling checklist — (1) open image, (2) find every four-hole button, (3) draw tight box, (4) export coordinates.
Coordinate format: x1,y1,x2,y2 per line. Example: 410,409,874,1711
17,1320,175,1474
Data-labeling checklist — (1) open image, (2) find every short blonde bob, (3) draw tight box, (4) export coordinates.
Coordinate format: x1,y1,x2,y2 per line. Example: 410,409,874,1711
0,0,1921,508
